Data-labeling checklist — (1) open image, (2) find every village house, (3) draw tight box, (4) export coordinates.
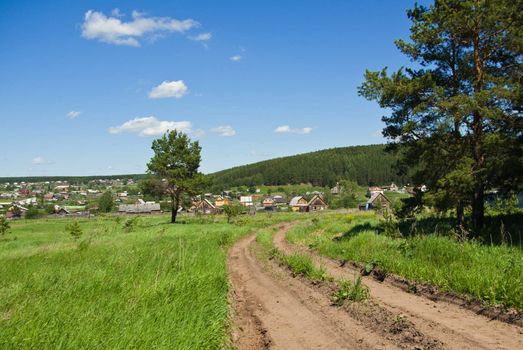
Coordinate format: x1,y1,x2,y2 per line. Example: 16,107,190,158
262,197,275,209
272,195,287,206
193,199,219,214
307,194,328,212
240,196,253,207
118,202,161,214
330,182,342,195
361,192,391,211
289,196,309,212
214,196,231,207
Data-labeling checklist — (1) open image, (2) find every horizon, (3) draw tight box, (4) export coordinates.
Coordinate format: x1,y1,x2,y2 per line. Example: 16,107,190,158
0,1,430,177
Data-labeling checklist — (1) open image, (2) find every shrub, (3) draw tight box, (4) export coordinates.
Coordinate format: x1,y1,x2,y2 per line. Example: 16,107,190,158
122,217,139,233
25,206,41,220
0,215,10,236
65,221,83,241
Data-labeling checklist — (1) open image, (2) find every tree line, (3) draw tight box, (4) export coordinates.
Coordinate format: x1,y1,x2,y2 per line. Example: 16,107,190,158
210,144,408,190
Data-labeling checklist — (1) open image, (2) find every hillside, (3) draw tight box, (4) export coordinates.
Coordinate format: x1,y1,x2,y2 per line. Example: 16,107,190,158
211,144,407,189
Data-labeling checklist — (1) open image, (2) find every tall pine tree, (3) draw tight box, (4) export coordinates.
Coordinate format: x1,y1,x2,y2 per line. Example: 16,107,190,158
359,0,523,230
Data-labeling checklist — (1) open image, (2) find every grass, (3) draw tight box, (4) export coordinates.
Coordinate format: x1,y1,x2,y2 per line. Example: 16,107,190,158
287,212,523,311
332,276,369,306
0,212,302,349
256,227,330,282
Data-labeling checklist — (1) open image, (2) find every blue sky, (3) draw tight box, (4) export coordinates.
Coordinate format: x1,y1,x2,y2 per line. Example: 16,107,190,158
0,0,430,176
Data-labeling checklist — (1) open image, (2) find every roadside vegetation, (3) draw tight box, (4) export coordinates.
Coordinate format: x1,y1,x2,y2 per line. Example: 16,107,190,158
0,212,300,349
286,212,523,311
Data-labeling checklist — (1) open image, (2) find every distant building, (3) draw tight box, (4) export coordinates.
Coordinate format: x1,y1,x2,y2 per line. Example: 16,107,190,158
272,195,287,206
193,199,219,214
215,196,231,207
331,182,342,195
118,202,161,214
307,194,328,212
240,196,253,207
262,197,275,209
289,196,309,212
361,193,391,211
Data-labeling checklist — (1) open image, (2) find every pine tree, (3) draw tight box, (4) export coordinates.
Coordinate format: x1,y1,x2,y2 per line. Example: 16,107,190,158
359,0,523,230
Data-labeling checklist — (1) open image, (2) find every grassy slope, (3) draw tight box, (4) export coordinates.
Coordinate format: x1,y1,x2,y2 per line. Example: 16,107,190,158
287,212,523,310
0,213,300,349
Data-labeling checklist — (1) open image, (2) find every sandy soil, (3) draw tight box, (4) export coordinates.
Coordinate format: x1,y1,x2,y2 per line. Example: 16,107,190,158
272,224,523,350
228,225,452,349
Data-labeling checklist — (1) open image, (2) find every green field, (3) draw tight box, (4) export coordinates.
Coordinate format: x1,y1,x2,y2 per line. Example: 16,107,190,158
0,213,300,349
286,212,523,311
2,210,522,349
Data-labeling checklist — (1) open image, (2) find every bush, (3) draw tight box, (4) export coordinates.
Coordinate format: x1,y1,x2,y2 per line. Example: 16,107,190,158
65,221,83,241
122,217,139,233
0,215,10,236
25,206,41,220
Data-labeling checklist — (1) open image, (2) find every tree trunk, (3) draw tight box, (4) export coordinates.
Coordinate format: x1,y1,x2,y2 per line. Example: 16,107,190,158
471,29,485,232
171,193,178,223
456,201,464,230
471,186,485,231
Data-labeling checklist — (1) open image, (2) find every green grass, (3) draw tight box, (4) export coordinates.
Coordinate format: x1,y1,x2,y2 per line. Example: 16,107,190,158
287,213,523,311
0,212,302,349
256,228,330,282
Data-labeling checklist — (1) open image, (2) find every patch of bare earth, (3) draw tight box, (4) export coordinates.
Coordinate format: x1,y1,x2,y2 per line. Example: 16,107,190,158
228,229,445,349
273,224,523,350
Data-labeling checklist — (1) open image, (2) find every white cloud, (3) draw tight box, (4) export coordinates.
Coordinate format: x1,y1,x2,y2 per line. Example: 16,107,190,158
32,157,53,165
67,110,81,119
230,55,242,62
189,32,212,42
109,116,193,137
210,125,236,137
81,9,199,46
148,80,188,99
274,125,312,134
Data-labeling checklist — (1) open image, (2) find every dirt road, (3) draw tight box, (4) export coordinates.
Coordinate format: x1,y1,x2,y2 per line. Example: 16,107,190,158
272,224,523,350
228,233,398,350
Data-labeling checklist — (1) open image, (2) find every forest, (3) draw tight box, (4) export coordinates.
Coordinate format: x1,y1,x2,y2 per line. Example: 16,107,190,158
210,144,407,190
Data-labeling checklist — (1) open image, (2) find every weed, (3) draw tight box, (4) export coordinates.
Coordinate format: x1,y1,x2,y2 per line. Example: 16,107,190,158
122,217,139,233
333,276,369,305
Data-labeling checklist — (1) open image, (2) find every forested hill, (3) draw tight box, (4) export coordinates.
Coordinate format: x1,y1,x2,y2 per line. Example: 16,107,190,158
211,144,407,189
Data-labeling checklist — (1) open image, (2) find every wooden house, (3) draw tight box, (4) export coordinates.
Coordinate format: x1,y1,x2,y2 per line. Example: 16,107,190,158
193,199,219,214
289,196,308,212
307,194,328,212
362,193,391,210
215,196,231,207
262,197,275,209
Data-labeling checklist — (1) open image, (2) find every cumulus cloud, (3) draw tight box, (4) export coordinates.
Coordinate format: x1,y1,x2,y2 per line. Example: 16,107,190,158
189,32,212,42
274,125,312,134
210,125,236,137
67,110,81,119
81,9,199,46
148,80,188,99
32,157,53,165
109,116,193,137
229,55,242,62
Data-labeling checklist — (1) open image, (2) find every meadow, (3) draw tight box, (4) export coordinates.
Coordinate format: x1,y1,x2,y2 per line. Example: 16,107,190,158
286,212,523,311
0,213,300,349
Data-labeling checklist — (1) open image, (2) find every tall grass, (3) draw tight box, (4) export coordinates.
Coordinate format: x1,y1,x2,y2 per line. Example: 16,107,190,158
0,212,302,349
287,213,523,310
